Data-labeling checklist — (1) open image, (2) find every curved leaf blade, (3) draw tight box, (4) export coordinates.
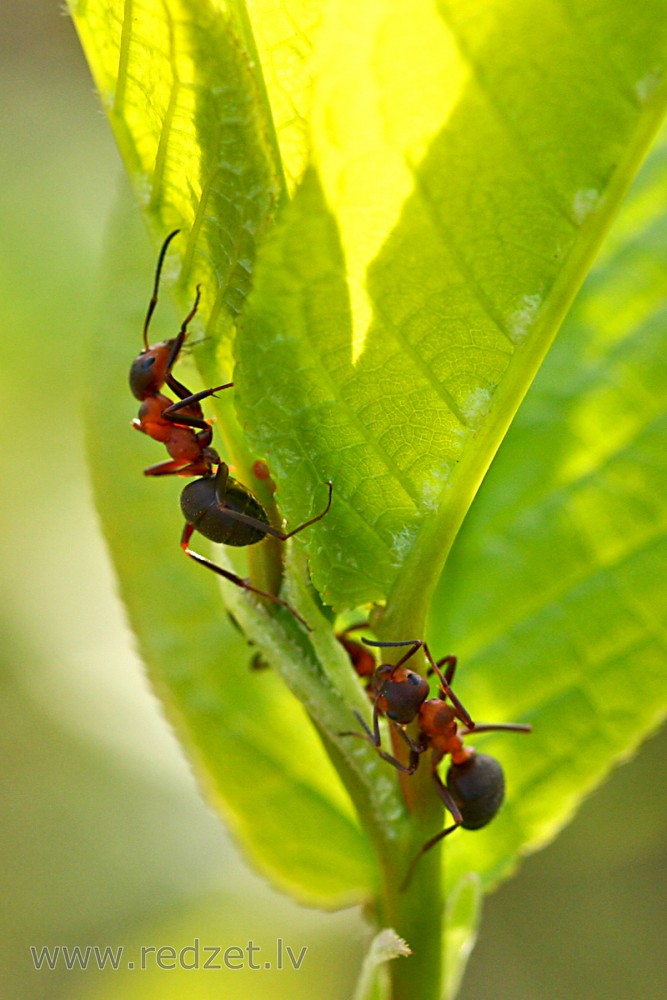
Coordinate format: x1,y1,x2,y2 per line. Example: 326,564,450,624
428,124,667,975
70,0,283,369
235,1,667,620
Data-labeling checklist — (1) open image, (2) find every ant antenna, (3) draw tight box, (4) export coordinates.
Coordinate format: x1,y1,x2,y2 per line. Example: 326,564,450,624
143,229,181,350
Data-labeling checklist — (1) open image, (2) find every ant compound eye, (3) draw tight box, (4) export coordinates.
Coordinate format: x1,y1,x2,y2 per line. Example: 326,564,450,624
446,753,505,830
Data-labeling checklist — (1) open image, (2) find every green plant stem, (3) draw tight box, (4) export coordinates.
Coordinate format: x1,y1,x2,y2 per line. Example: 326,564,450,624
367,599,445,999
381,797,444,1000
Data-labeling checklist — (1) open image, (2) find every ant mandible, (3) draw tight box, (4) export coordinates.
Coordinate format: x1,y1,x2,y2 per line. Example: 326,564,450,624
342,638,531,886
131,232,334,629
129,229,231,477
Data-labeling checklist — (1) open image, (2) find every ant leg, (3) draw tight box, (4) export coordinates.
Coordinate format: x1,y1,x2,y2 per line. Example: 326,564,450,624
143,458,198,476
143,452,219,476
399,761,464,891
360,638,423,672
131,424,199,476
180,524,311,631
340,709,423,774
212,474,333,542
165,372,197,400
279,481,333,539
165,382,234,412
143,230,180,350
362,640,456,682
360,638,443,676
162,382,234,429
361,638,421,655
214,461,231,497
375,737,421,774
434,654,457,686
431,764,464,824
399,821,460,892
340,696,384,747
423,644,474,729
461,722,532,737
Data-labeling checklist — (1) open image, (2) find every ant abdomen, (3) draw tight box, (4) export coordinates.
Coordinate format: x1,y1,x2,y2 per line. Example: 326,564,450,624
446,753,505,830
181,475,269,546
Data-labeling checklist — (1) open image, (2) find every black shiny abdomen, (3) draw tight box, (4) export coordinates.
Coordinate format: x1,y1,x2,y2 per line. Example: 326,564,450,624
446,753,505,830
181,475,269,546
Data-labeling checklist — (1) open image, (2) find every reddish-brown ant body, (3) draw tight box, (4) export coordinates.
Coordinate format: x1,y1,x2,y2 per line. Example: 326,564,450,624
343,638,531,885
338,625,377,685
130,232,334,629
130,229,231,477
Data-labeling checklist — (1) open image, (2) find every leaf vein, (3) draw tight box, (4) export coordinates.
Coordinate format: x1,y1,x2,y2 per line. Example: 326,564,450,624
437,1,581,227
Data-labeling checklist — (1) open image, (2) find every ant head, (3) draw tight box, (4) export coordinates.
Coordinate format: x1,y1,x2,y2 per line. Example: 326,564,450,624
132,230,186,400
446,752,505,830
129,341,175,400
373,665,430,724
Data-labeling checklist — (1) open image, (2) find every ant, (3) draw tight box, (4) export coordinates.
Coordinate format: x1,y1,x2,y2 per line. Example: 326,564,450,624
342,638,531,887
129,229,231,477
131,231,334,629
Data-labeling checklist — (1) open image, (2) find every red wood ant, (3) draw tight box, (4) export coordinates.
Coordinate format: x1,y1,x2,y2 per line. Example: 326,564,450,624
131,232,334,629
130,229,231,477
342,638,531,886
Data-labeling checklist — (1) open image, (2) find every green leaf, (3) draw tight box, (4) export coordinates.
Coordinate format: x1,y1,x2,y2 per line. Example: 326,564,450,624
431,122,667,991
70,2,667,998
235,0,667,628
70,0,284,376
242,0,325,190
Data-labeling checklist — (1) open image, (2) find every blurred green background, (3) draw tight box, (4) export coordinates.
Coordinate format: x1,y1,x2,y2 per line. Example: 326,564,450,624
2,3,666,998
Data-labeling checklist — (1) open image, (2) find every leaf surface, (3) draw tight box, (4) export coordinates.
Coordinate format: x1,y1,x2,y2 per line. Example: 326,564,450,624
235,0,667,626
428,123,667,989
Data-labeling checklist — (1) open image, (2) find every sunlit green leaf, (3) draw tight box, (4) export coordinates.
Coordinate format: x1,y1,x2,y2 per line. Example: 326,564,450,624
236,1,667,624
432,123,667,990
71,0,284,376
